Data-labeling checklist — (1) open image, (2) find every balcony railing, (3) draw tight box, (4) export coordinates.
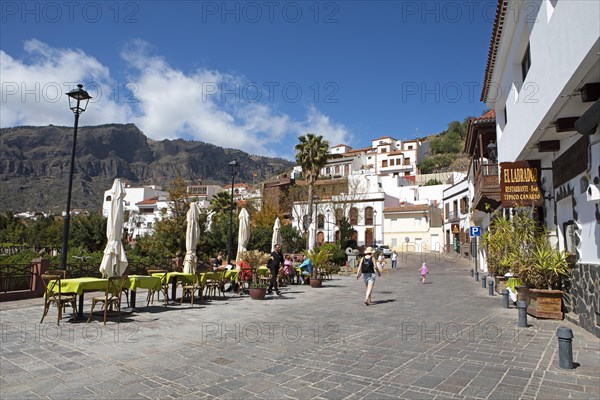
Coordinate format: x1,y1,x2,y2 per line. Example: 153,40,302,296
473,163,501,211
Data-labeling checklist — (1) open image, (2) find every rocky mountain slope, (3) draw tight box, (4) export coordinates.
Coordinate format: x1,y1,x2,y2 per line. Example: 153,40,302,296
0,124,294,213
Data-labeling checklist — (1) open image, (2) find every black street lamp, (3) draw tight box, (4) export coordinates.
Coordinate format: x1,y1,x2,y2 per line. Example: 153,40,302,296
487,141,497,163
373,209,377,246
227,158,239,264
61,84,91,271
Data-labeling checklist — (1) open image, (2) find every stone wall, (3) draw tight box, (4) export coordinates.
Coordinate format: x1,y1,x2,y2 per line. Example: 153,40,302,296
564,263,600,338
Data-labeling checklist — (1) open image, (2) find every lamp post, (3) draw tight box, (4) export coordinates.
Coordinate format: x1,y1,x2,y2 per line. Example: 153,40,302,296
326,208,331,243
313,194,319,248
227,158,239,264
487,141,497,163
373,209,377,246
61,84,91,271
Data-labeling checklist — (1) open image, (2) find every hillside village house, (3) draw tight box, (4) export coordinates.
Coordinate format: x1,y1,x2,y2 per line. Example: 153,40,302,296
291,136,462,251
464,110,499,273
481,0,600,335
443,179,471,257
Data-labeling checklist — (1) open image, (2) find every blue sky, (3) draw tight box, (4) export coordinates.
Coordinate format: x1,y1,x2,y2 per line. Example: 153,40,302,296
1,1,496,159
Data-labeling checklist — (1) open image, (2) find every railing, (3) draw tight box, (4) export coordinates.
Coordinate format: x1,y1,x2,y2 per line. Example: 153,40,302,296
475,163,499,188
0,263,35,293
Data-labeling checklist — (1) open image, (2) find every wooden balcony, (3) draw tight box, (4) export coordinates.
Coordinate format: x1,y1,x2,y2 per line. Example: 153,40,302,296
473,163,501,211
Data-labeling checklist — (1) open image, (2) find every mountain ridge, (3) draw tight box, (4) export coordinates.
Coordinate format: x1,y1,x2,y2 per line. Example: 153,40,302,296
0,124,294,213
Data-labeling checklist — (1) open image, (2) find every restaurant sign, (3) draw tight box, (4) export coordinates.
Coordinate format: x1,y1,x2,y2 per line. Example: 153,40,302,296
500,160,543,207
451,224,460,234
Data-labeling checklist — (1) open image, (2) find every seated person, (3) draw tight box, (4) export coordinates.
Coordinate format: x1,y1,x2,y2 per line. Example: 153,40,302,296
236,259,253,289
282,255,295,283
298,257,312,284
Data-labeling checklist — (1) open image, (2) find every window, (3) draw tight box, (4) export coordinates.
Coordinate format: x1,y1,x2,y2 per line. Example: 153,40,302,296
317,214,324,229
382,160,388,167
325,167,330,175
390,159,395,166
460,197,468,214
521,44,531,81
335,208,343,225
365,207,374,225
350,207,358,225
334,165,340,174
381,148,387,153
344,165,349,175
445,203,449,218
404,158,410,165
404,171,410,176
408,145,413,150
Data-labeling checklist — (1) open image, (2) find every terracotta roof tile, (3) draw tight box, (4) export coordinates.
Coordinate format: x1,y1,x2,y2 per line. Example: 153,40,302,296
481,0,507,102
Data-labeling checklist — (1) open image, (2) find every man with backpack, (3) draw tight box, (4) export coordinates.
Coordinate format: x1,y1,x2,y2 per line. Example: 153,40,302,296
356,247,381,305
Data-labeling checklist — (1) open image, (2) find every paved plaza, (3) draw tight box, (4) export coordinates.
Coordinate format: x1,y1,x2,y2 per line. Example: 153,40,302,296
1,254,599,399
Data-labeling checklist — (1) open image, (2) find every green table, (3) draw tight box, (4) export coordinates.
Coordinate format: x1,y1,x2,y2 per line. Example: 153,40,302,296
53,276,162,317
127,275,162,309
152,272,196,302
51,277,114,318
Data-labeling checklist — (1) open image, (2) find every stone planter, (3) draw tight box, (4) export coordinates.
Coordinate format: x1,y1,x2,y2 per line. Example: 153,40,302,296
526,289,564,319
516,286,528,302
248,287,267,300
495,276,508,294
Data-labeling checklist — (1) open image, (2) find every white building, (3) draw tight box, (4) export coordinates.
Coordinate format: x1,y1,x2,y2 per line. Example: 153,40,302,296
481,0,600,335
384,203,443,253
102,184,173,240
442,179,471,257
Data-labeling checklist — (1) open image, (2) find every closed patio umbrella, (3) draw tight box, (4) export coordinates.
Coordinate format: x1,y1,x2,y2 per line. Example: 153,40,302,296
236,208,250,262
271,217,281,252
183,202,201,273
308,221,316,251
99,179,128,277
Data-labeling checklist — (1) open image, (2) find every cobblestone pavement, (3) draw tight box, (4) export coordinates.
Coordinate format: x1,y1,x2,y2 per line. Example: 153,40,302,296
1,253,599,399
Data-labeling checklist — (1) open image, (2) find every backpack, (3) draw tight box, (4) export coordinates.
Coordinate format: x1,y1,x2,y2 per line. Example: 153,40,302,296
361,257,374,273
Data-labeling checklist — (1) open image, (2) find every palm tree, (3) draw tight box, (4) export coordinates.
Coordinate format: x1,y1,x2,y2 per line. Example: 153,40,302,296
209,191,234,215
295,133,330,247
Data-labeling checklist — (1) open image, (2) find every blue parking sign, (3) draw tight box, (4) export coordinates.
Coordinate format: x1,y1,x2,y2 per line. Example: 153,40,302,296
469,226,481,237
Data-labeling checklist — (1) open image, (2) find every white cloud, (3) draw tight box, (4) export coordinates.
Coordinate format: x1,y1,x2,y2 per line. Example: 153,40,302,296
1,40,353,158
1,39,131,127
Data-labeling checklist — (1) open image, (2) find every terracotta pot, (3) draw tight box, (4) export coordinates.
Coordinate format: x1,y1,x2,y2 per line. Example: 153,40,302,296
526,289,563,319
248,287,267,300
309,278,323,288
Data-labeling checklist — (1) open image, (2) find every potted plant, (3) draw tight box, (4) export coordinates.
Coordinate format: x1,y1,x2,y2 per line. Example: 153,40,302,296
482,210,539,296
242,250,271,300
481,215,518,293
518,233,570,319
302,246,333,288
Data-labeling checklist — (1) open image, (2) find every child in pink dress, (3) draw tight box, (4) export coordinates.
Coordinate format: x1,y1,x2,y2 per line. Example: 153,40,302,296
419,262,429,284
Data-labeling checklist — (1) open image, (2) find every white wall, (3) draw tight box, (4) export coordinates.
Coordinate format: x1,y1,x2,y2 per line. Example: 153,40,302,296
489,0,600,162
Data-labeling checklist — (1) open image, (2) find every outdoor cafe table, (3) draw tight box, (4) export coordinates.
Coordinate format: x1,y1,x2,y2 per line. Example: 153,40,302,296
51,276,162,318
151,272,196,302
127,275,162,309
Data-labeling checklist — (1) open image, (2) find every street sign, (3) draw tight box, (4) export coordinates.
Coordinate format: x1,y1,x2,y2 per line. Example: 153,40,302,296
469,226,481,237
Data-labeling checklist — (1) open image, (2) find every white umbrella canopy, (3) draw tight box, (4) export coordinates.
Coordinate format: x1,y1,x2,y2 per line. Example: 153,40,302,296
308,221,316,251
99,179,128,278
183,202,201,273
236,208,250,262
271,217,281,252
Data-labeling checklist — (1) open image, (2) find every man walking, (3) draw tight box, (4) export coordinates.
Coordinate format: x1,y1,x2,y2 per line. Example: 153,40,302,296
268,243,284,295
391,251,398,269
